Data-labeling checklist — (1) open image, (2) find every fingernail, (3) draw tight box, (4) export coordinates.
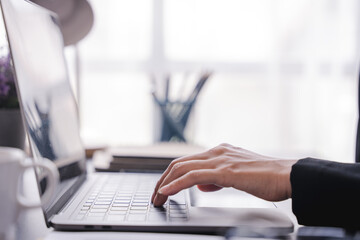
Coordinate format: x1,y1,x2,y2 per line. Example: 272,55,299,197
159,186,168,195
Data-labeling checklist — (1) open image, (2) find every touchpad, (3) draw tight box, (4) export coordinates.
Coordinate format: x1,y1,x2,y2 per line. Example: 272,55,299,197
190,187,275,208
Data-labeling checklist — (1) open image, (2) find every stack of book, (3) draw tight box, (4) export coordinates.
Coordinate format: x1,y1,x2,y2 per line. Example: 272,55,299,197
93,143,205,172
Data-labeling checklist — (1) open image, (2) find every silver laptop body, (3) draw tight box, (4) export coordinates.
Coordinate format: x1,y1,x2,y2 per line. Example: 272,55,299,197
0,0,293,235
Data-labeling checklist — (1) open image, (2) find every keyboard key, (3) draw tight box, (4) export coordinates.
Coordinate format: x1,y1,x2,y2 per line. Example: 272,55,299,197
102,191,116,194
117,194,132,197
131,202,148,206
78,210,87,215
94,202,111,205
110,207,128,211
169,204,187,209
97,195,113,198
90,209,107,213
116,194,132,198
81,206,90,211
130,206,148,210
97,197,113,201
100,192,115,195
115,197,132,201
99,193,115,196
114,200,131,204
108,211,127,215
92,205,109,209
113,203,129,207
133,197,149,201
132,199,149,203
135,194,150,198
95,199,112,202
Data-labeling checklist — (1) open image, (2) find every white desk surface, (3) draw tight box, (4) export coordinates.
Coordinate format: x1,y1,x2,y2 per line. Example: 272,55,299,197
14,165,298,240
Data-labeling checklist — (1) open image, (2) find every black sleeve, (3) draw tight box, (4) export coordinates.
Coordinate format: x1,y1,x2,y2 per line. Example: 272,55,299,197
291,157,360,229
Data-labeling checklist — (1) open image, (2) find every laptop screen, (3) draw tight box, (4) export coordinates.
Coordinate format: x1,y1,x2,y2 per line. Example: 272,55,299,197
0,0,87,220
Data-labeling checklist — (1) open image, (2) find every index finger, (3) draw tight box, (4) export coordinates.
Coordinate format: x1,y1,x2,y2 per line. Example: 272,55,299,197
151,151,209,203
153,169,219,206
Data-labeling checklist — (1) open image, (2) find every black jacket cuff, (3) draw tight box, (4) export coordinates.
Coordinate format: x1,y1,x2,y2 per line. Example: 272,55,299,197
291,157,360,229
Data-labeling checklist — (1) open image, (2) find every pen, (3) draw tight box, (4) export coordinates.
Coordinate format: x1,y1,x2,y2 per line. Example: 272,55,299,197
165,74,170,103
178,72,212,123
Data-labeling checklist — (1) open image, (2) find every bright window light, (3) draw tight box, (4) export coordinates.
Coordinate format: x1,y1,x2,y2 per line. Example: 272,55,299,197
76,0,360,163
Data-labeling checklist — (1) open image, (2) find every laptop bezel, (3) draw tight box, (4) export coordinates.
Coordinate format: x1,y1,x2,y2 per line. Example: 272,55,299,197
0,0,88,226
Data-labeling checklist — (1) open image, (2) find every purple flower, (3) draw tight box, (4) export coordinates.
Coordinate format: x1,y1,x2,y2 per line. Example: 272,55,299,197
0,82,10,96
0,49,18,108
0,54,12,97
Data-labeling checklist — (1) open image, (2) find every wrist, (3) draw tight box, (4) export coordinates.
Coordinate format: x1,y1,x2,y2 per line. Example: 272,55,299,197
278,159,298,199
285,159,299,198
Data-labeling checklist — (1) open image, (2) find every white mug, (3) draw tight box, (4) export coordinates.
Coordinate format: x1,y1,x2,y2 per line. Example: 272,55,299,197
0,147,59,240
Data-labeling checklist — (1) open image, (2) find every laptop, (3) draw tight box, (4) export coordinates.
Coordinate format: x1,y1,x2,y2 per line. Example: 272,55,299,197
0,0,294,236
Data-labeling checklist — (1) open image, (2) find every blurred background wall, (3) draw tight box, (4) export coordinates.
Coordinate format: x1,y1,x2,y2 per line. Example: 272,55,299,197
65,0,360,163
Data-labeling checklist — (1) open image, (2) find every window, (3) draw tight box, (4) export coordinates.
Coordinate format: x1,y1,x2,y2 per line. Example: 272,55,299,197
76,0,360,162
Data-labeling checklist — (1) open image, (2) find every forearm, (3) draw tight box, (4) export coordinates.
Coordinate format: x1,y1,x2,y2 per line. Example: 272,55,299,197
291,158,360,229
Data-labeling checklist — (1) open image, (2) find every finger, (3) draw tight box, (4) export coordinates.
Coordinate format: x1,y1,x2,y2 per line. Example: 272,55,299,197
152,191,168,207
153,169,218,206
151,144,231,203
161,160,213,189
151,151,210,202
197,184,223,192
153,160,213,206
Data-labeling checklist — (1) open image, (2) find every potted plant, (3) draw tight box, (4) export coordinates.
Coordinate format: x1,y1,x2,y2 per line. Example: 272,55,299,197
0,48,25,149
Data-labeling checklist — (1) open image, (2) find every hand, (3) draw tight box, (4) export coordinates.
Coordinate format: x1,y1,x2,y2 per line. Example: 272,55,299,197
151,143,298,207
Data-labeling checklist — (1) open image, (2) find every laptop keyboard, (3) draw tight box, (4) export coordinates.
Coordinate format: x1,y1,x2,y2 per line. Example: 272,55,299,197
73,175,189,222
